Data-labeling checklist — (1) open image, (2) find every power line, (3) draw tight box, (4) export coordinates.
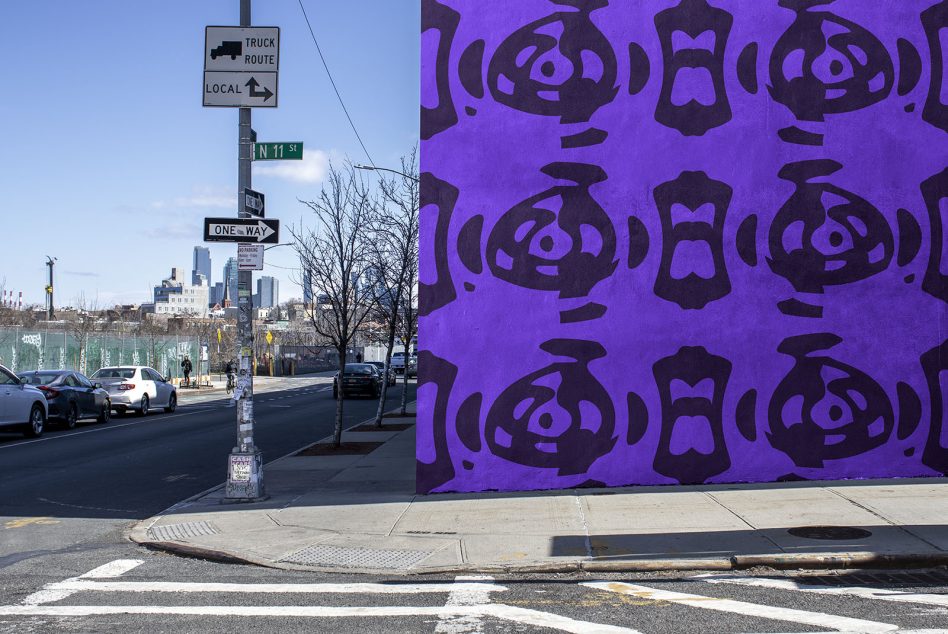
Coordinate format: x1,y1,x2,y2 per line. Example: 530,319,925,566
297,0,377,168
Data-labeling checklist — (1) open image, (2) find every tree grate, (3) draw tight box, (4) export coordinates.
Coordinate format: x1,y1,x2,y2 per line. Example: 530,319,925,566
278,544,434,569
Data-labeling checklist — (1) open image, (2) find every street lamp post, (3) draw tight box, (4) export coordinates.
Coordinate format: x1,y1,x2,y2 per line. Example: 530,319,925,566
354,164,419,183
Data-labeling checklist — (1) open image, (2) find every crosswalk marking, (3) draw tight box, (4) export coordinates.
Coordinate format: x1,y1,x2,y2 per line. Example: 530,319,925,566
436,575,494,633
21,559,143,606
582,581,899,633
697,575,948,609
41,580,508,595
0,560,635,633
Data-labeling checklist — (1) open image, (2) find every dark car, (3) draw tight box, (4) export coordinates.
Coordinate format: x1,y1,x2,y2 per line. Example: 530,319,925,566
332,363,382,399
18,370,111,429
367,361,396,387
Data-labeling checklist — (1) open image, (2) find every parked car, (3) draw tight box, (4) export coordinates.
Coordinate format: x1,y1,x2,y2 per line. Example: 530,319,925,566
407,354,418,378
332,363,382,399
0,364,48,437
367,361,396,387
90,366,177,416
18,370,111,428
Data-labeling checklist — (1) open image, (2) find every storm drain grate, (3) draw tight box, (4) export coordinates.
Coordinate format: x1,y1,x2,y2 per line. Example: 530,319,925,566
799,570,948,588
278,544,434,569
148,521,220,541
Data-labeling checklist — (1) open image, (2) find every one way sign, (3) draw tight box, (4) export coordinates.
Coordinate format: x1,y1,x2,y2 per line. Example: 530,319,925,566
204,217,280,244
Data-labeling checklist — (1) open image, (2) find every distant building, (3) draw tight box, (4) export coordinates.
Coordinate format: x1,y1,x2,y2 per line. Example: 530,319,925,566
257,276,279,308
192,246,211,287
153,268,209,318
302,267,313,305
223,257,238,306
209,282,225,306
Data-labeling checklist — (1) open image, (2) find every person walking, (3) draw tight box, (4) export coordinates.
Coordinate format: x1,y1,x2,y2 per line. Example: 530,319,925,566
181,356,193,388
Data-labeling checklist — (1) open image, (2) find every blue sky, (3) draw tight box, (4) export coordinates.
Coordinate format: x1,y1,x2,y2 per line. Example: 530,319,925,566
2,0,419,308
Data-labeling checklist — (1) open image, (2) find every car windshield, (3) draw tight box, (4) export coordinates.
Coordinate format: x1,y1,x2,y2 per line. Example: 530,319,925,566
18,372,64,386
368,362,384,369
92,367,136,379
343,364,375,375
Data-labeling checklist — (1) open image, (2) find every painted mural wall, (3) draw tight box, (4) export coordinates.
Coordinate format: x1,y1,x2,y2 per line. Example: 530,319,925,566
417,0,948,494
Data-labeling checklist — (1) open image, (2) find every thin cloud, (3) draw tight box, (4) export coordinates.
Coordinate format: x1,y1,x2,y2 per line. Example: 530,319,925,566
63,271,100,278
151,185,235,210
253,149,329,183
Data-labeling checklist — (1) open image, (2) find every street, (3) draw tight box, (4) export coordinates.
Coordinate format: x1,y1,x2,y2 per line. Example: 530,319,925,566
0,375,415,565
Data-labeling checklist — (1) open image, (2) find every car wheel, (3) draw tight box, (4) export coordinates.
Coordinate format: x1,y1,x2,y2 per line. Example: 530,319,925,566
64,402,79,429
165,393,177,413
137,394,149,417
24,405,45,438
97,401,111,424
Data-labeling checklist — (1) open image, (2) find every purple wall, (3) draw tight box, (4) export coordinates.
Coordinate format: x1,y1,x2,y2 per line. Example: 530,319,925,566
418,0,948,494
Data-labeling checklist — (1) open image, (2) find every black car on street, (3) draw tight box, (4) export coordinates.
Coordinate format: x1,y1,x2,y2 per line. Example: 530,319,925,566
332,363,382,399
18,370,112,428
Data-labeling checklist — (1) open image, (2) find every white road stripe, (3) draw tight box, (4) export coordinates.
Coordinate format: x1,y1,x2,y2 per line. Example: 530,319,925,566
21,559,143,606
698,574,948,609
582,582,898,633
436,575,494,634
43,580,506,595
0,604,640,631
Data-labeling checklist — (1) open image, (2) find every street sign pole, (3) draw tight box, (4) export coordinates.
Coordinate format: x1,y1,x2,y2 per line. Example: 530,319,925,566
225,0,266,502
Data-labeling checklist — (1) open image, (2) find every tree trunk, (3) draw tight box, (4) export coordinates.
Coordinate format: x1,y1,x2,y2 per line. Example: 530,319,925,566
333,345,346,447
374,324,398,428
400,338,409,415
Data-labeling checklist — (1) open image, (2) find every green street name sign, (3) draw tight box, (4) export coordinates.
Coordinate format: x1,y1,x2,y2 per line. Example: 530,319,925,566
253,142,303,160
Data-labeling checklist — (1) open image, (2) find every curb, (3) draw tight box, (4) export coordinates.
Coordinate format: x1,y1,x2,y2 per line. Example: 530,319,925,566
125,537,948,576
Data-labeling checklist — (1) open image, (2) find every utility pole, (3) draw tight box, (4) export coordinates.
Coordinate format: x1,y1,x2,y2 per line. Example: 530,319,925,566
45,256,56,321
225,0,266,501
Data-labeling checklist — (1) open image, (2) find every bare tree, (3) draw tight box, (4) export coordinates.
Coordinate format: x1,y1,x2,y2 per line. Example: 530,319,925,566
366,147,420,424
291,162,376,447
137,317,166,372
67,294,100,374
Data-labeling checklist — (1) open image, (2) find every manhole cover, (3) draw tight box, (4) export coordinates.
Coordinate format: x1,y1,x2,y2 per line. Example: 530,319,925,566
148,521,220,541
278,544,433,569
787,526,872,540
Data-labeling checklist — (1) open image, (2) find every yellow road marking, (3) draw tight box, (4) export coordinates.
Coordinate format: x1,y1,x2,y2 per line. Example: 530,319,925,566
4,517,60,529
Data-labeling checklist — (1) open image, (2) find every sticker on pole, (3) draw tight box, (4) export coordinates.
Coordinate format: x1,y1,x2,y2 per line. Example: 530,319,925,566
229,454,253,482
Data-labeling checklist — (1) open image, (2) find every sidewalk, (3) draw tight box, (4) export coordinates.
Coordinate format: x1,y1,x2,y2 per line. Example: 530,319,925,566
130,402,948,575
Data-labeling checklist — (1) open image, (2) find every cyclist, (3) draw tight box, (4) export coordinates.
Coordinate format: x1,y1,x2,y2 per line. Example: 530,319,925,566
225,359,236,393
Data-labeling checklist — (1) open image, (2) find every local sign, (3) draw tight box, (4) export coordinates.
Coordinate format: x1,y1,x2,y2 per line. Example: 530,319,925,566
204,217,280,244
238,243,265,271
204,26,279,108
254,142,303,160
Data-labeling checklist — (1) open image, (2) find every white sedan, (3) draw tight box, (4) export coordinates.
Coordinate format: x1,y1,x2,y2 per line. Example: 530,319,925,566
90,366,177,417
0,363,48,437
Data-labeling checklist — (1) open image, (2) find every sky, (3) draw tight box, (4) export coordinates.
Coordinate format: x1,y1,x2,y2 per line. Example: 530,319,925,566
1,0,419,309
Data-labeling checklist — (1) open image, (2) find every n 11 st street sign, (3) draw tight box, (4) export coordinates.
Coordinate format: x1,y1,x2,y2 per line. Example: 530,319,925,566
254,142,303,160
204,217,279,244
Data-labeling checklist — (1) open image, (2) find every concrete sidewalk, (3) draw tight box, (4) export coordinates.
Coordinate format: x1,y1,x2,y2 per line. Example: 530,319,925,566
130,403,948,575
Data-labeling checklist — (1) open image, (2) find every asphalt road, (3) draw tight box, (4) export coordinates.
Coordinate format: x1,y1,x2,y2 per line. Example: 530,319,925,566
1,376,946,633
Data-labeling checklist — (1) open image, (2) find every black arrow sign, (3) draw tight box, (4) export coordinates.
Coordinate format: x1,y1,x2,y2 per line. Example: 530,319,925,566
245,77,274,102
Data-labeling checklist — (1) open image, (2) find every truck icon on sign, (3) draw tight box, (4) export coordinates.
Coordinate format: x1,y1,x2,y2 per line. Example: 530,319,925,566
211,41,242,60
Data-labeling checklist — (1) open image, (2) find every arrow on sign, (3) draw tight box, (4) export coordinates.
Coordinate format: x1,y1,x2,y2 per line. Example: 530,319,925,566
208,220,275,242
246,77,274,102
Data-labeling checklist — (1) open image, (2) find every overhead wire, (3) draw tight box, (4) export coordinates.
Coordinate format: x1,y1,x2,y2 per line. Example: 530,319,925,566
297,0,377,168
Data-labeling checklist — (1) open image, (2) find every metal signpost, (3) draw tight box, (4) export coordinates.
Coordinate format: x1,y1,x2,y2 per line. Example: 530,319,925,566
202,0,278,502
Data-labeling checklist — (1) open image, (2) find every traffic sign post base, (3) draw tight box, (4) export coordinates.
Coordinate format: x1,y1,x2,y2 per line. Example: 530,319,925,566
224,449,267,502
